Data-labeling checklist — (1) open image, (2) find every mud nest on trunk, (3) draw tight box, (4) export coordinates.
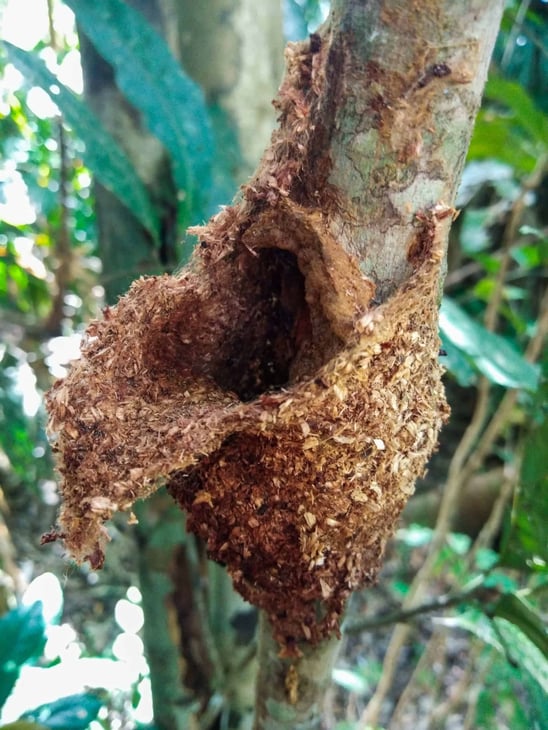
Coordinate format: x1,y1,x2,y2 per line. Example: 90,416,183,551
45,36,450,652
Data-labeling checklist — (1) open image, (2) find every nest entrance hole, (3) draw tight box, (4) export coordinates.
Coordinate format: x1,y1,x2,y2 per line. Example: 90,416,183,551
211,247,312,402
141,240,340,404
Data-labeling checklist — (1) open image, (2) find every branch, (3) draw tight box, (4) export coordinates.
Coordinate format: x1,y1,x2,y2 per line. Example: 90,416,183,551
343,577,486,634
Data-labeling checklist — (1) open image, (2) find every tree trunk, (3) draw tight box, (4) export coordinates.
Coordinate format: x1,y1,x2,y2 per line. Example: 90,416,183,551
166,0,284,178
49,1,504,729
249,2,503,725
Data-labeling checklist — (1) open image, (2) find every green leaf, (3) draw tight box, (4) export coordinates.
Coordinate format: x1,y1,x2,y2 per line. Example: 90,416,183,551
460,209,491,254
0,723,49,730
21,693,102,730
439,297,539,391
0,603,46,670
501,403,548,571
2,41,159,241
440,608,548,695
468,114,537,173
439,335,477,386
0,603,46,709
439,608,504,652
493,593,548,659
396,524,433,548
485,76,548,147
64,0,214,224
494,617,548,694
447,532,472,555
512,241,546,270
0,667,19,715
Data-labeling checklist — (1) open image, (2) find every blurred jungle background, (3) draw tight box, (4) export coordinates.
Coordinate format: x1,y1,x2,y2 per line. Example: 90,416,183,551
0,1,546,729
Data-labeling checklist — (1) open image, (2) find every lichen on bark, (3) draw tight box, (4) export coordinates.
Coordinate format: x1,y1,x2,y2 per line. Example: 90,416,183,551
46,31,451,652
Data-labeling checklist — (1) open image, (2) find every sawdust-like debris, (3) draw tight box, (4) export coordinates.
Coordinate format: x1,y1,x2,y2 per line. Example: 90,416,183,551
45,34,450,653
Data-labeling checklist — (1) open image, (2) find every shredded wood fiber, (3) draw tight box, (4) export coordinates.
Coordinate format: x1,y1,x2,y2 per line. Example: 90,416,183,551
46,36,450,652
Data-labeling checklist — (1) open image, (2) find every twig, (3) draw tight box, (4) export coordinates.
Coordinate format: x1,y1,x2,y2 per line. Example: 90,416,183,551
467,466,516,564
344,577,485,634
388,631,447,730
444,260,484,289
427,640,482,730
460,285,548,483
501,0,532,71
44,0,72,335
483,154,547,333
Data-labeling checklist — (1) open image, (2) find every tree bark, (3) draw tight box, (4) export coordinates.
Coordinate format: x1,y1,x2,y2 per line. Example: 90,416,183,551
49,2,504,730
250,0,504,726
166,0,284,178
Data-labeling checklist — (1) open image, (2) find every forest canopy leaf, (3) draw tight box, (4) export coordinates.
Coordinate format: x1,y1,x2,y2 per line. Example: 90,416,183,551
484,76,548,146
64,0,214,225
493,593,548,659
20,693,102,729
500,405,548,571
2,41,159,240
439,609,548,693
439,297,539,391
0,603,46,709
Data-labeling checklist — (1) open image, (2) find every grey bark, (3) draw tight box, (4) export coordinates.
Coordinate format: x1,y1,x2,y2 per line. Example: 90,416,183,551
251,1,504,728
78,0,504,727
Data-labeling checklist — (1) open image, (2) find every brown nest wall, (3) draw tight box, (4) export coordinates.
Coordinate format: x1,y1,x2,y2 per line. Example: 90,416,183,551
46,35,450,651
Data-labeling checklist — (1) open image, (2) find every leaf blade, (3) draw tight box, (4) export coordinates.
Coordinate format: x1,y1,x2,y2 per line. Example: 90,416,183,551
439,297,539,391
2,41,160,240
65,0,214,224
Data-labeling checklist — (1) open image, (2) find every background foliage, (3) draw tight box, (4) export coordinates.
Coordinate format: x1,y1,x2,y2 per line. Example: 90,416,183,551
0,0,546,728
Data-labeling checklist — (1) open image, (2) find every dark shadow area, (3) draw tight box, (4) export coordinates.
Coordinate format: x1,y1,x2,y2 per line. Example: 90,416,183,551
210,247,310,401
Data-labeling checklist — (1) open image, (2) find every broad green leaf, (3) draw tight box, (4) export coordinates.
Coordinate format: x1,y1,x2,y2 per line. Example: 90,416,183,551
0,667,19,714
501,407,548,571
439,297,539,391
440,608,548,694
2,42,159,241
64,0,214,225
493,593,548,658
494,617,548,694
0,603,46,709
0,603,46,669
438,609,504,652
468,114,537,173
21,693,102,730
484,77,548,147
439,335,476,386
0,723,49,730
